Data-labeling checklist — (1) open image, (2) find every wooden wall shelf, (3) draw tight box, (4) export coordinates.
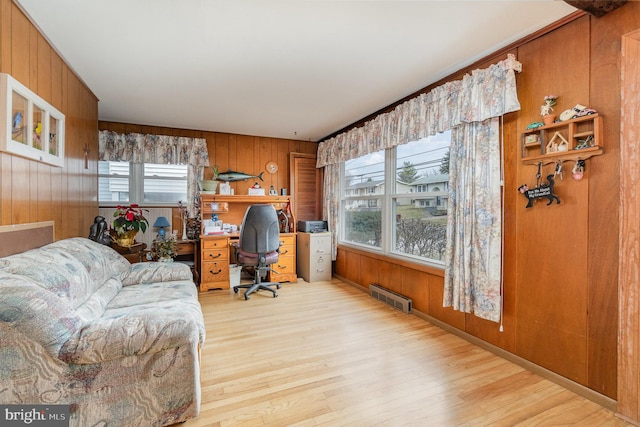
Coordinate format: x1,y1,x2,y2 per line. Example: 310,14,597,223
200,194,295,233
521,114,603,165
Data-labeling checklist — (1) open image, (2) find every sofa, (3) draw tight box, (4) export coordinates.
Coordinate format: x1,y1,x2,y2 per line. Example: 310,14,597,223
0,237,206,426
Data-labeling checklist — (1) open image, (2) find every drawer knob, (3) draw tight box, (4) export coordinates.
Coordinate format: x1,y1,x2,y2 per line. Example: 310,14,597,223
281,249,289,254
208,253,221,259
209,269,222,275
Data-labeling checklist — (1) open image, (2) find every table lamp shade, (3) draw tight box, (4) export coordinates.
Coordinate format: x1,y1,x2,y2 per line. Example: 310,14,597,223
153,216,170,239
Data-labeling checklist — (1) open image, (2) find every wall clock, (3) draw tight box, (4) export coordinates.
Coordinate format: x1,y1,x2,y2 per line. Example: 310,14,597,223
266,161,278,174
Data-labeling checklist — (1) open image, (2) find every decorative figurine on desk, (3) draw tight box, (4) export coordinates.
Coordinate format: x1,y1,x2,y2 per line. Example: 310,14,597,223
89,216,111,246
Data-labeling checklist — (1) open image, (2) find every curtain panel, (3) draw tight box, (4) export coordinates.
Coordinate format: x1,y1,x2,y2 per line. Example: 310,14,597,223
316,53,521,323
98,130,210,217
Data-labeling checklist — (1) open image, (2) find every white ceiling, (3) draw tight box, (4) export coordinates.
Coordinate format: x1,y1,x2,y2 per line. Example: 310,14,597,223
16,0,576,142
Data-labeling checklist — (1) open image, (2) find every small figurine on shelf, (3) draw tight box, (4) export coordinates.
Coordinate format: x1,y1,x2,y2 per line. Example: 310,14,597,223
541,94,558,125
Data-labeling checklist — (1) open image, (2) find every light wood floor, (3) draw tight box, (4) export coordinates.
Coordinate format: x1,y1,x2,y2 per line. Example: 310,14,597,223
184,278,630,427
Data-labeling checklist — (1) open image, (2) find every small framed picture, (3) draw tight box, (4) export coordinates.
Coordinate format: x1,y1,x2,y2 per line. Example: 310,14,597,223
525,134,539,144
219,182,231,195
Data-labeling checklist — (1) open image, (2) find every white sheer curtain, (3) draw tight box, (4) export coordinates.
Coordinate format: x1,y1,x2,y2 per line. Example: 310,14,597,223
98,130,210,216
316,54,522,322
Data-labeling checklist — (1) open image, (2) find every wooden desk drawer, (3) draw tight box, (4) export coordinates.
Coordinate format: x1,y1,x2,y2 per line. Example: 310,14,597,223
202,248,228,261
278,234,295,247
202,237,229,250
273,256,295,275
176,240,196,255
201,261,229,283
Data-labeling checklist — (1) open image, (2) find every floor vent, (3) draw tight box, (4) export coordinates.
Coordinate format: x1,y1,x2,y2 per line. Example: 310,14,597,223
369,284,412,314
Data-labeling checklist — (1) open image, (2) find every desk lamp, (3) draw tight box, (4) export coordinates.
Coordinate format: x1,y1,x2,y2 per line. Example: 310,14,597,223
153,216,171,239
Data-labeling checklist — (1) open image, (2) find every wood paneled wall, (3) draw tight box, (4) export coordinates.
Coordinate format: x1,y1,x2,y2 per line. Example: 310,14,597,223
98,121,318,198
337,2,640,404
618,27,640,423
4,0,638,416
0,0,98,240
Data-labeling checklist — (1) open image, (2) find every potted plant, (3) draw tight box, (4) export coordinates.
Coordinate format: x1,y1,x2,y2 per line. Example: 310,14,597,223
199,165,219,193
540,95,558,125
152,234,177,262
112,204,149,247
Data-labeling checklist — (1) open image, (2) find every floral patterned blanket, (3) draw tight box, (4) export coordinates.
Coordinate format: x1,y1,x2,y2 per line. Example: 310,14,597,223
0,237,205,426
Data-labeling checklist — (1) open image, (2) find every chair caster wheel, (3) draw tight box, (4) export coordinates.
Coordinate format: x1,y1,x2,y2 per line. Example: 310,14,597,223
244,295,250,300
273,292,278,298
276,284,281,289
233,288,239,294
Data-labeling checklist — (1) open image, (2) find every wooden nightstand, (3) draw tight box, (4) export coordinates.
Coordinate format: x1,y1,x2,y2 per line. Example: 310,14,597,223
111,242,148,263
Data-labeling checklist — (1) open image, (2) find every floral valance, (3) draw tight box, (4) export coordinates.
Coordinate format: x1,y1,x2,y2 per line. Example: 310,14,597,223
98,130,209,166
316,54,522,167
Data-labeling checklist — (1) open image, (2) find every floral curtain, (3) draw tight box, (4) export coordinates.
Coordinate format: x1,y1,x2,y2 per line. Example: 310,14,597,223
98,130,210,217
323,163,340,260
316,53,522,322
443,119,502,322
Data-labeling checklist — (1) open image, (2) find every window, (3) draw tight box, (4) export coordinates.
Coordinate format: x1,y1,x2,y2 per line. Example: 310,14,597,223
98,161,188,205
342,150,384,248
340,132,451,265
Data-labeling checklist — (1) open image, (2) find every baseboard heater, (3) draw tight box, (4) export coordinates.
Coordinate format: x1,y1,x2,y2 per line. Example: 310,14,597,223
369,284,412,314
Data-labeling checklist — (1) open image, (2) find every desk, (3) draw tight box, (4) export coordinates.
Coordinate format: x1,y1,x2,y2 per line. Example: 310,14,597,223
199,232,297,292
199,195,299,292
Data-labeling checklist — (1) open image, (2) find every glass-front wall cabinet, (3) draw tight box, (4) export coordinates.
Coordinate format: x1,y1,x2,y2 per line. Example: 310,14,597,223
0,73,65,167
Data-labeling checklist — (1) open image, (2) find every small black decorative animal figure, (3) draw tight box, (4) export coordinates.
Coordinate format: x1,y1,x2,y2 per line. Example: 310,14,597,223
518,174,561,208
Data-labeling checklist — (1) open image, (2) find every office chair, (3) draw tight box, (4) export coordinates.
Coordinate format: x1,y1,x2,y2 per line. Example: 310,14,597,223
233,204,281,300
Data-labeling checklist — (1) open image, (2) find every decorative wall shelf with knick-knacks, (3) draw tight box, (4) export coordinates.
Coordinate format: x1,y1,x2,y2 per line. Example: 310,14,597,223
521,114,603,165
0,73,65,167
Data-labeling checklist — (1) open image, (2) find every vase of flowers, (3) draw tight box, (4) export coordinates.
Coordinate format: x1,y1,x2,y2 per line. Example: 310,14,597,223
152,234,177,261
112,204,149,247
541,94,558,125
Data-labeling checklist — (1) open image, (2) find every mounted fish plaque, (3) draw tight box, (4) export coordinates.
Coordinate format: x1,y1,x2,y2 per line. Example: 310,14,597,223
216,170,265,182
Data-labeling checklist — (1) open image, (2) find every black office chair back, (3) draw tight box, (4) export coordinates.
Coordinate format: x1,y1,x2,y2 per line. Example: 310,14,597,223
239,204,280,254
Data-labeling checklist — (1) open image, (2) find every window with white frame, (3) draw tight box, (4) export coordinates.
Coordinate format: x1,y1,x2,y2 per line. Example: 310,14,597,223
342,150,385,248
340,131,451,265
98,161,188,205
